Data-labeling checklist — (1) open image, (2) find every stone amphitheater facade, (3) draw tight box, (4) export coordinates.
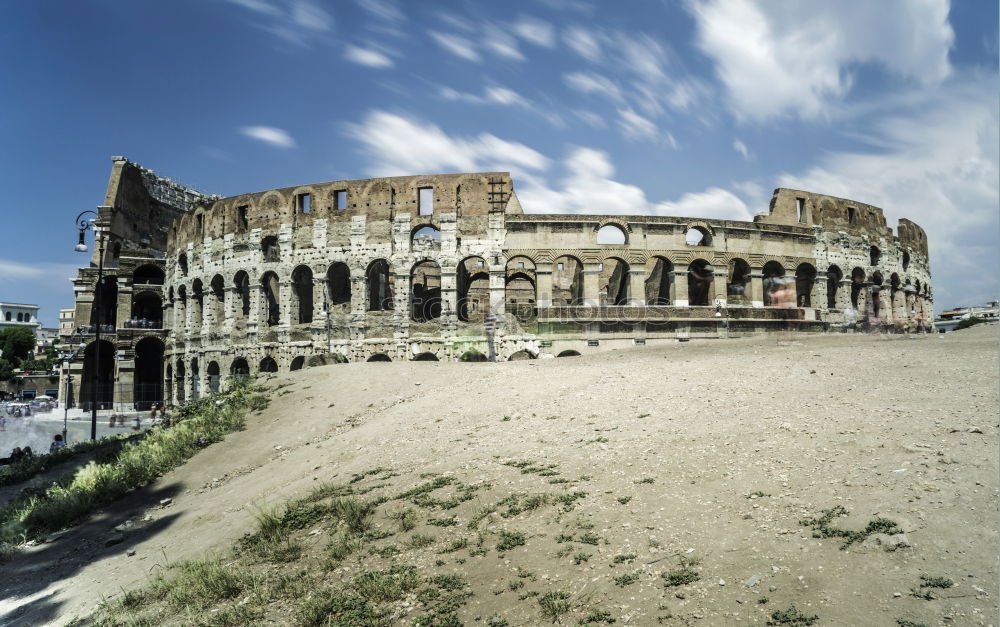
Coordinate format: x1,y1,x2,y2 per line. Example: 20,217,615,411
63,158,933,409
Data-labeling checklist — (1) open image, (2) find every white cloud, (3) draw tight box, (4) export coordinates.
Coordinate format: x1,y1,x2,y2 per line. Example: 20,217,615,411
344,44,393,68
225,0,280,15
563,71,623,103
573,110,607,129
652,188,752,221
240,126,296,148
356,0,402,22
776,74,998,307
732,138,750,160
429,31,480,62
512,16,555,47
290,0,332,30
484,87,528,107
688,0,954,120
226,0,332,46
346,111,549,178
483,26,525,61
563,26,601,61
617,107,660,143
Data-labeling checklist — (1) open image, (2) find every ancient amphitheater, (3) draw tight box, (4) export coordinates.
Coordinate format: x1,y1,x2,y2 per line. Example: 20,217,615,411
64,157,933,410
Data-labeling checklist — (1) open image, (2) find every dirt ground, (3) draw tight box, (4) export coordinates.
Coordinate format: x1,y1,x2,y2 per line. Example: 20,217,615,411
1,325,996,626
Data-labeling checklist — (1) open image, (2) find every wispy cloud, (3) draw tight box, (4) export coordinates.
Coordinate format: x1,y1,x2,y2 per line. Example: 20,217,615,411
617,107,661,143
355,0,402,22
429,31,480,62
483,26,525,61
563,25,601,61
344,44,394,68
732,138,751,160
512,15,556,47
240,126,296,148
563,71,623,103
226,0,332,47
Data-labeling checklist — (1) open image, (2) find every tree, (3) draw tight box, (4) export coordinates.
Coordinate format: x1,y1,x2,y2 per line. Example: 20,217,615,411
0,326,35,365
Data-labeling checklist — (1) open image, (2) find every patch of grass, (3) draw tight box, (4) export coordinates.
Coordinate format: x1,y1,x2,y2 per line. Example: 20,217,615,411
438,538,469,554
396,476,457,502
611,553,637,565
578,609,617,624
616,496,632,505
350,467,392,484
351,565,420,602
556,533,575,543
896,620,928,627
539,591,572,623
573,552,591,565
634,477,655,485
578,532,600,546
488,616,509,627
325,531,365,564
555,491,588,512
613,571,642,587
296,590,383,627
331,497,377,534
431,574,466,591
767,605,819,626
497,531,526,552
428,516,459,527
149,557,261,610
662,568,699,587
918,575,953,589
746,491,771,499
369,544,400,558
588,437,609,444
799,506,903,550
406,533,436,549
388,508,417,532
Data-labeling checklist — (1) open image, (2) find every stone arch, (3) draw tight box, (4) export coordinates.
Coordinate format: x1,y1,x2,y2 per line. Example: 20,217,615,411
685,222,714,246
366,259,394,311
131,290,163,328
727,258,751,304
190,357,201,400
327,262,351,309
795,263,817,307
556,350,581,357
411,260,442,322
508,350,535,361
261,235,280,263
827,265,843,309
459,256,490,322
553,255,584,305
762,261,786,307
645,256,674,305
850,267,866,309
191,278,204,328
90,276,118,327
177,253,188,277
134,337,163,410
291,265,314,324
290,356,305,371
133,264,164,285
233,271,251,319
599,257,630,305
412,352,439,361
870,245,880,267
411,224,441,242
458,348,488,362
687,259,713,306
505,256,536,321
367,353,392,362
210,274,225,325
901,250,910,271
261,271,280,326
207,361,221,393
596,223,628,245
259,356,278,373
230,357,250,377
175,357,186,403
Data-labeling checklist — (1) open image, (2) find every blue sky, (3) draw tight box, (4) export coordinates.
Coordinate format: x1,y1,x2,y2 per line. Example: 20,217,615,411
0,0,996,327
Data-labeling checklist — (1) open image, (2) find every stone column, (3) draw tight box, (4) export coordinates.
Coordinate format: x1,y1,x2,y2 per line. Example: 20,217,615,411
223,285,235,335
811,274,827,310
582,263,601,307
628,268,647,306
278,280,292,327
535,262,553,308
441,268,458,325
313,277,327,322
489,264,506,321
836,279,852,311
672,270,689,307
712,269,728,307
248,283,262,334
749,272,764,308
350,273,366,316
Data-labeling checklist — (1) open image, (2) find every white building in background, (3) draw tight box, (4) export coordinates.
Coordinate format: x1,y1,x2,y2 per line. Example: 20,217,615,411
0,302,41,335
58,308,75,338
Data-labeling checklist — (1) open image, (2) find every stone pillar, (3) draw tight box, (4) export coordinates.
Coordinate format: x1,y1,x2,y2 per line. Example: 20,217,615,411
811,274,827,310
350,273,366,316
878,287,891,322
313,277,327,322
582,263,601,307
441,268,458,324
248,283,262,334
673,270,689,307
749,272,764,308
712,270,728,307
536,263,553,308
489,264,505,321
278,280,292,327
627,268,647,306
223,286,235,335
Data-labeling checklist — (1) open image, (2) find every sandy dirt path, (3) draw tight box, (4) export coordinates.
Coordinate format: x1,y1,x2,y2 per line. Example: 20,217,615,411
1,326,996,626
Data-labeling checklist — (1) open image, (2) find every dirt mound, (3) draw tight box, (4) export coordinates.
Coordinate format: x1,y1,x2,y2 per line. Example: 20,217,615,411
1,327,996,626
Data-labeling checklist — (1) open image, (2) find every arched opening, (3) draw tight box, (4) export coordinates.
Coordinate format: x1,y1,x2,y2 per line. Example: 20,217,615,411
176,285,187,330
412,352,439,361
645,257,673,305
412,225,441,243
191,279,204,329
556,350,581,358
234,271,251,320
762,261,788,307
327,263,351,310
901,250,910,271
508,350,535,361
165,363,173,406
262,236,280,262
795,263,817,307
598,258,629,305
850,267,866,309
80,340,115,410
111,242,121,266
366,259,393,311
178,254,188,277
459,349,488,362
291,265,314,324
133,264,165,286
207,361,221,394
411,260,442,322
89,276,118,328
890,273,903,322
727,258,751,305
210,275,225,325
290,356,305,371
596,224,627,245
685,226,712,246
230,358,250,387
504,257,536,322
870,272,884,318
458,256,490,322
259,356,278,373
367,353,392,362
826,265,843,309
190,358,200,400
687,259,713,306
870,245,880,267
553,256,584,305
261,271,280,326
133,338,164,410
175,358,186,403
130,291,163,328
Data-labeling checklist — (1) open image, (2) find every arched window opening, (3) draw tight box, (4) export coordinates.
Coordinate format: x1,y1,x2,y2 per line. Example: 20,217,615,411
556,350,581,357
795,263,817,307
599,258,629,305
596,224,627,245
870,272,884,318
508,350,535,361
727,258,751,305
411,260,442,322
130,292,163,328
827,265,843,309
504,257,536,321
459,349,487,362
367,353,392,362
191,279,205,329
89,276,118,328
553,256,584,305
261,271,280,326
459,257,490,322
259,356,278,373
207,361,221,394
762,261,789,307
413,352,439,361
176,285,187,331
178,254,188,277
687,259,713,306
412,225,441,241
210,275,225,324
190,358,200,400
327,263,351,309
16,313,23,322
645,257,674,305
290,356,305,371
850,267,866,309
234,271,251,319
111,242,121,266
133,337,163,410
134,264,165,285
291,265,314,324
261,236,280,262
901,250,910,271
230,358,250,388
175,358,186,403
870,245,880,267
81,340,115,411
366,259,394,311
685,226,712,247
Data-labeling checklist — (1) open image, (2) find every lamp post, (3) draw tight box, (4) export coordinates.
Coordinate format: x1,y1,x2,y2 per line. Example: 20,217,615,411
75,210,107,441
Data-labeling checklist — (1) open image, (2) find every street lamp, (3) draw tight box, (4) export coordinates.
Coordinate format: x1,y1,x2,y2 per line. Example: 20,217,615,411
74,210,107,441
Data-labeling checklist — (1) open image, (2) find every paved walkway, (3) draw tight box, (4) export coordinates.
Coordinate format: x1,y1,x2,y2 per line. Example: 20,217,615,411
0,408,152,455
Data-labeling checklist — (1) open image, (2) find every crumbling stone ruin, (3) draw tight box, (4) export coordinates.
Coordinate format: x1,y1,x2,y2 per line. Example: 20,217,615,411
64,157,932,409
